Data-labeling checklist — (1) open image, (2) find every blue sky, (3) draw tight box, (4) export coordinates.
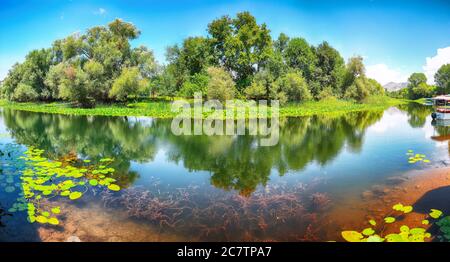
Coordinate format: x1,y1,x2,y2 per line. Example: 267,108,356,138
1,0,449,84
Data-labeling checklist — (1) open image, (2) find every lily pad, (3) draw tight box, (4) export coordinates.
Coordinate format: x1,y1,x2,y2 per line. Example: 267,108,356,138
47,217,59,225
384,217,396,223
430,209,443,219
36,216,48,224
69,191,82,200
341,231,364,242
89,179,98,186
107,184,120,191
362,228,375,236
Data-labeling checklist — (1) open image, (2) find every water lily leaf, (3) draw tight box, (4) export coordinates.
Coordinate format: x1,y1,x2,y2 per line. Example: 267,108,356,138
402,206,413,214
385,234,403,242
36,216,48,224
60,190,70,196
430,209,443,219
422,220,429,225
410,228,426,235
341,231,364,242
369,219,376,226
384,217,396,223
107,184,120,191
69,191,82,200
51,207,61,214
362,228,375,236
89,179,98,186
48,217,59,225
393,203,403,211
366,235,384,242
41,211,50,217
400,225,409,233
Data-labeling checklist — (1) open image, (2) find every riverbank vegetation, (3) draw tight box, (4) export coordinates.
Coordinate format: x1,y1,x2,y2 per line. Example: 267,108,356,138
0,95,406,118
0,12,394,111
389,64,450,99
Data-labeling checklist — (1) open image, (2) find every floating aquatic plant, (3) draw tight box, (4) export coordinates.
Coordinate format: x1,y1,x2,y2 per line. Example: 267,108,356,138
4,146,123,226
406,150,430,164
341,204,445,242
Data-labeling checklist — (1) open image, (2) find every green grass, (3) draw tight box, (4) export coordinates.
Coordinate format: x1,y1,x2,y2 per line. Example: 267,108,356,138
0,96,408,118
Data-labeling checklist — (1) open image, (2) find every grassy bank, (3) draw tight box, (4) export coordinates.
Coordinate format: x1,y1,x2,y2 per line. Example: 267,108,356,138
0,96,409,118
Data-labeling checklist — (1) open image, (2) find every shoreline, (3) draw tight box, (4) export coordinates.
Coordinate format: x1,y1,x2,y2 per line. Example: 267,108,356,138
0,97,409,118
327,167,450,241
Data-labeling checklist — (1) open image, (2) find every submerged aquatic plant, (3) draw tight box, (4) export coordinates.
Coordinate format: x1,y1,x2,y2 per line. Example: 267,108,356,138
341,203,445,242
5,146,122,226
436,216,450,241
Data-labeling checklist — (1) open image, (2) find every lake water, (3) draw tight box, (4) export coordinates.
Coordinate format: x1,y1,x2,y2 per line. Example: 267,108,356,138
0,103,449,241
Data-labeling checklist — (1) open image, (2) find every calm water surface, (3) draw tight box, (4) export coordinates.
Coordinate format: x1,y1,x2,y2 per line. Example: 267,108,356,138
0,104,448,241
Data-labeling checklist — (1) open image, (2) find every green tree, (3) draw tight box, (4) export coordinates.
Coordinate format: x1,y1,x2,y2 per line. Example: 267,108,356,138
407,72,429,99
412,82,435,98
344,77,370,101
206,66,236,101
367,78,385,95
343,55,365,92
178,72,209,98
271,71,311,104
435,64,450,95
244,70,274,100
58,65,90,106
284,37,316,81
312,41,345,97
208,12,273,90
12,83,39,102
110,67,145,101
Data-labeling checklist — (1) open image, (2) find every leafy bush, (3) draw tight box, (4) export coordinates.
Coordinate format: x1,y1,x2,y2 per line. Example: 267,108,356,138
345,77,370,101
271,71,311,104
12,83,39,102
178,72,209,97
110,67,143,101
206,67,236,102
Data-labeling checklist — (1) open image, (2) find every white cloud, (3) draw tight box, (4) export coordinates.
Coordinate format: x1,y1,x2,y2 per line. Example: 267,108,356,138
423,46,450,84
365,63,408,85
94,8,107,15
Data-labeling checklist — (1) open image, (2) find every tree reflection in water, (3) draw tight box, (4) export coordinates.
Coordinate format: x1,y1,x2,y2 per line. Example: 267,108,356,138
2,108,384,196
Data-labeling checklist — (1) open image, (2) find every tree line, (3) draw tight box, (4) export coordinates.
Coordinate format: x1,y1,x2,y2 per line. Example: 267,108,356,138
1,12,402,107
389,65,450,100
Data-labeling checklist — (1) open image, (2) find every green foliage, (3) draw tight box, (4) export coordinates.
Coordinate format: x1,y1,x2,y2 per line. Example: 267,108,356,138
271,71,311,104
110,67,145,101
3,146,121,226
178,72,209,97
408,73,427,88
206,66,236,101
12,83,39,102
311,41,346,97
1,12,390,105
208,11,273,90
344,77,370,101
0,96,406,118
244,70,274,100
2,19,155,106
406,72,436,99
341,203,443,242
284,37,316,81
435,64,450,95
